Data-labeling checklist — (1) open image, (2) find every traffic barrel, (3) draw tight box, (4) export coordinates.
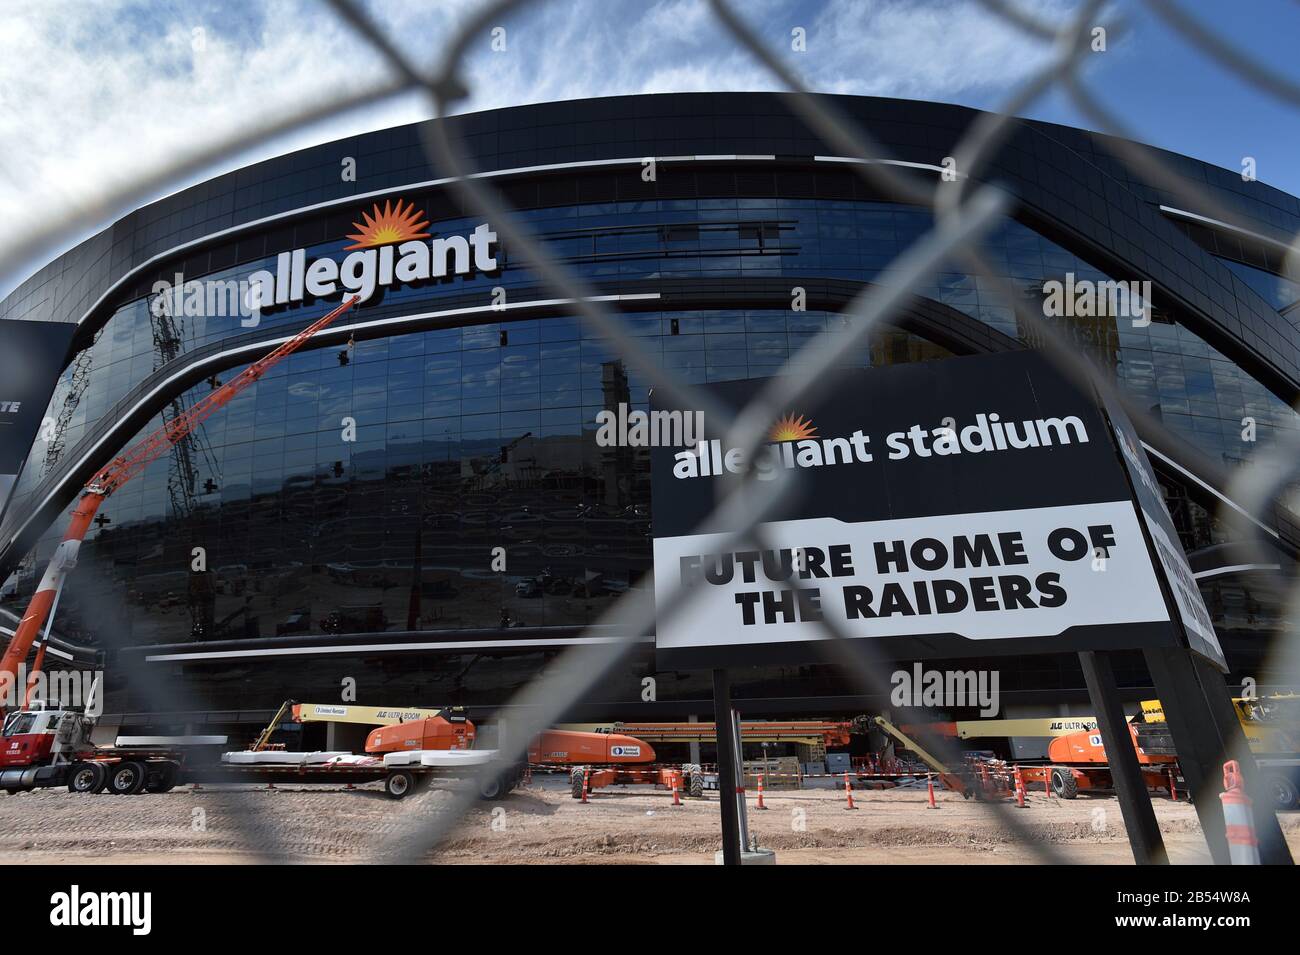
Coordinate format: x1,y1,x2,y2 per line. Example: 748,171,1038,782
1219,760,1260,865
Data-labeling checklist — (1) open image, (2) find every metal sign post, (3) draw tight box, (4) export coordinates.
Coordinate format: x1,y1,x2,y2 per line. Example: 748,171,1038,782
1097,392,1292,866
712,669,745,865
1144,647,1292,864
1078,650,1168,864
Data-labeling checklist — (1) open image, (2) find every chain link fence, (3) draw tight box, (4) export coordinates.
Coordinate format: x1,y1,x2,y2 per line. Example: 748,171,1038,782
3,0,1298,864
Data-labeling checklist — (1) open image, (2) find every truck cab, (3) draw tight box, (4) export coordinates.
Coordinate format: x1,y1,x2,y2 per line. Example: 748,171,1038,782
1,705,95,792
1,705,93,769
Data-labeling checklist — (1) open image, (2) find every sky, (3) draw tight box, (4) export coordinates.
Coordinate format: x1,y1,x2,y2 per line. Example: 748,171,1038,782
1,0,1298,299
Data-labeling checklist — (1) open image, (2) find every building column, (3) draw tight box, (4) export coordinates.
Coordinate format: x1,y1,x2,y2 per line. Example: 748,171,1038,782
688,713,701,765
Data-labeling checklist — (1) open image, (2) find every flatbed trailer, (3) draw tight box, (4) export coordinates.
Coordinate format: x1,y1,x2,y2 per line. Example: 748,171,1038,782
187,758,524,800
3,745,191,796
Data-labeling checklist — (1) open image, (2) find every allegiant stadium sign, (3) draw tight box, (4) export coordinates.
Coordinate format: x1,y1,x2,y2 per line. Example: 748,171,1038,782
249,198,499,311
150,199,499,324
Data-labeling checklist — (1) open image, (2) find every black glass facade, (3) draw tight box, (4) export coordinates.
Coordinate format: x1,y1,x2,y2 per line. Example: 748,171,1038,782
2,93,1298,726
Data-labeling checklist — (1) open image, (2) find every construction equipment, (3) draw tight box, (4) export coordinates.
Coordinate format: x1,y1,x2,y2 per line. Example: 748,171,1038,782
892,713,1173,800
576,719,864,747
148,287,222,525
39,333,98,478
289,701,677,799
0,677,210,795
907,695,1300,808
203,707,521,800
1140,695,1300,810
249,699,296,752
527,728,703,799
1021,722,1178,800
552,720,867,799
241,702,661,799
0,296,359,714
291,702,447,726
365,709,477,754
872,715,972,797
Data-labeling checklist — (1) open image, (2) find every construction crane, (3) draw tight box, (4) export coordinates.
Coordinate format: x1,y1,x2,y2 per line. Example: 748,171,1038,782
0,296,359,714
149,291,223,638
40,334,99,478
148,292,222,523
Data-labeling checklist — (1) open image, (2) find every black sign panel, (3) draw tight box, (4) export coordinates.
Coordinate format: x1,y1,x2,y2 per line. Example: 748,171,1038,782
0,319,76,522
649,350,1185,668
1097,389,1227,671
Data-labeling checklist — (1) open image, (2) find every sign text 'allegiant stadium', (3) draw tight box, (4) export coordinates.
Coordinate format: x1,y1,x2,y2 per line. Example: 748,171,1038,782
672,411,1090,480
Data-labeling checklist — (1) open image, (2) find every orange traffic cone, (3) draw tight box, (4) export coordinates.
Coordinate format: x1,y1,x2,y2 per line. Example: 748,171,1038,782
756,773,768,810
927,774,939,809
843,772,857,810
671,775,682,807
1220,760,1260,865
581,768,590,804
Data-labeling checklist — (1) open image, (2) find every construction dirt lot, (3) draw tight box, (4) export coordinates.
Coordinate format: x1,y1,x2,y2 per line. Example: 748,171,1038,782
2,775,1298,864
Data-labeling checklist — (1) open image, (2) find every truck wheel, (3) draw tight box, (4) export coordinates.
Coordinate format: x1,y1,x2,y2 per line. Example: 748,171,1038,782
570,766,586,799
108,761,147,796
688,766,705,799
68,762,107,794
144,762,178,794
1266,774,1298,811
480,763,523,801
384,770,416,800
1050,767,1078,799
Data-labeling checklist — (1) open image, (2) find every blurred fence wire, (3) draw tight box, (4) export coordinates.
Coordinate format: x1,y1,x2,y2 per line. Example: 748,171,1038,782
6,0,1300,864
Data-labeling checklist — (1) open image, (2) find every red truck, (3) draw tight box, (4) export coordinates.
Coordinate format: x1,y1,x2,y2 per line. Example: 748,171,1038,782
1,703,189,796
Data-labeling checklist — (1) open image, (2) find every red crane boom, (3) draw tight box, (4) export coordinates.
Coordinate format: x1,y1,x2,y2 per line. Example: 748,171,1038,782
0,296,358,713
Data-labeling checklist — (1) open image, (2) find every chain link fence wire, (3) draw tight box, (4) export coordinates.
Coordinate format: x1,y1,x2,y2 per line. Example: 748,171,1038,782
4,0,1299,864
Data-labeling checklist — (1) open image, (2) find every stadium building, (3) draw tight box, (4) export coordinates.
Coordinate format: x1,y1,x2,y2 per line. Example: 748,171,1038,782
1,92,1298,738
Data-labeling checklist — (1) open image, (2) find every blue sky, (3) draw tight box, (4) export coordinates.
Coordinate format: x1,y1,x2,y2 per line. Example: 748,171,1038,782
1,0,1297,298
1028,1,1300,196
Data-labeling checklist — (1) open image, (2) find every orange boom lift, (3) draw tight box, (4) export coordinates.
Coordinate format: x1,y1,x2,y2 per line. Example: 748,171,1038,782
0,297,359,714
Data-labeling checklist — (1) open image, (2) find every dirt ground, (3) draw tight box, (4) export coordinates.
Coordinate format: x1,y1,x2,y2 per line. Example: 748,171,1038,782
3,774,1296,864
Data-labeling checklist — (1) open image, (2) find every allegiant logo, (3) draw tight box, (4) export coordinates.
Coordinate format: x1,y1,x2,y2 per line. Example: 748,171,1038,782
673,413,873,481
672,410,1090,481
244,198,499,314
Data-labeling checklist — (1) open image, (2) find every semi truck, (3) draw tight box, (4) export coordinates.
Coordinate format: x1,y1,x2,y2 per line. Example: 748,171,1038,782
1,698,524,801
1,697,197,796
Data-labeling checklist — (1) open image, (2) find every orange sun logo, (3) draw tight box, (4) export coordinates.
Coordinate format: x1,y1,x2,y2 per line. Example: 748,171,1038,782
344,198,431,250
768,413,818,441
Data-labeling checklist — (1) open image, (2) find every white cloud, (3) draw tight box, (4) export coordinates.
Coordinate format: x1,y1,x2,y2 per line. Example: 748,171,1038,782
0,0,1073,300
